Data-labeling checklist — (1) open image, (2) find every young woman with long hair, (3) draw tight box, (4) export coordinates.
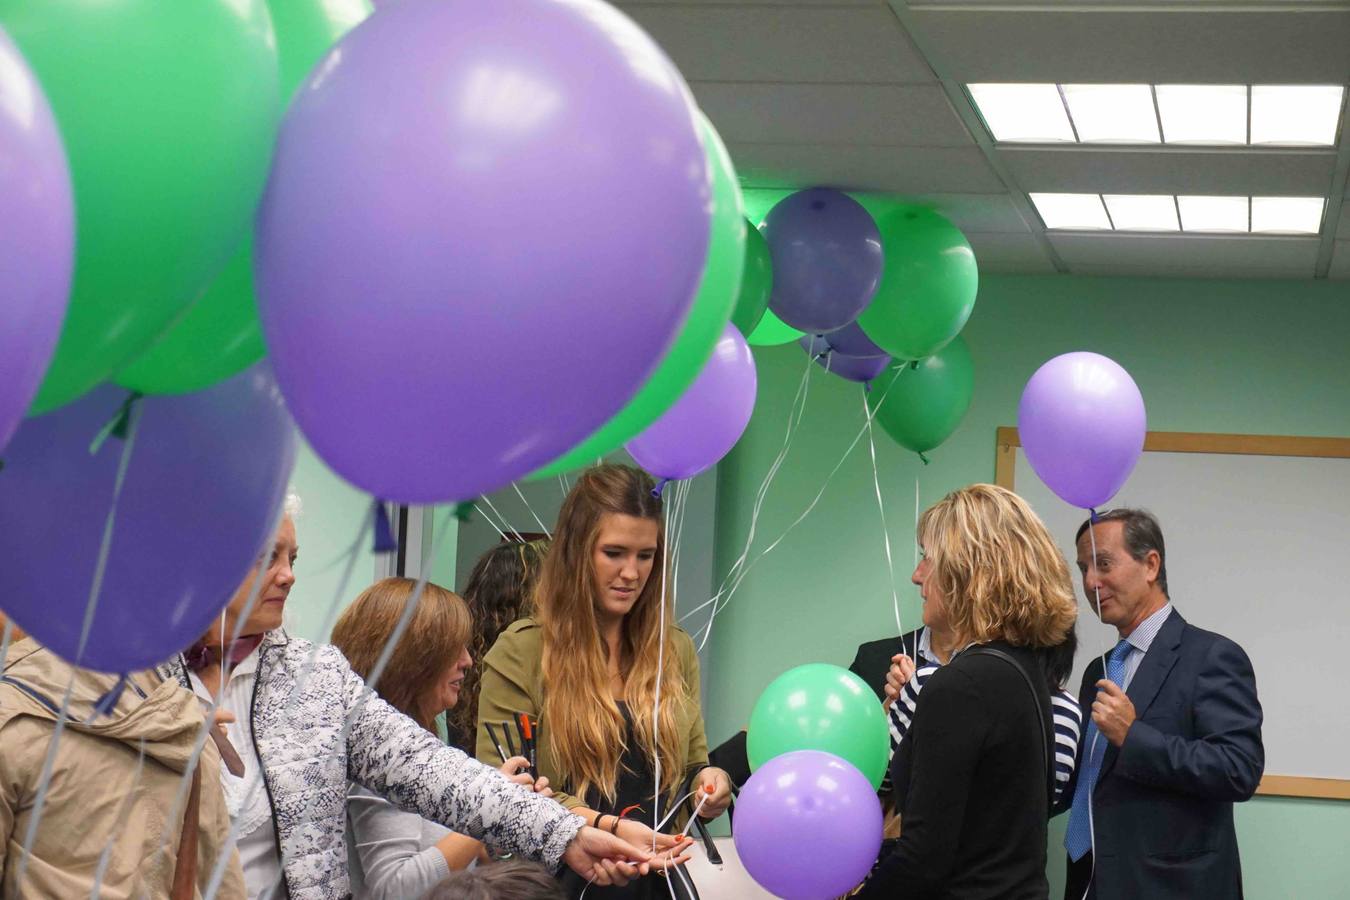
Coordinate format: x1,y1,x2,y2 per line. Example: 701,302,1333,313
476,464,731,898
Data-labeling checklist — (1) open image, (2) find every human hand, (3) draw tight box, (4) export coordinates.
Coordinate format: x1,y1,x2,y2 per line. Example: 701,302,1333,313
1092,680,1136,747
562,826,653,886
611,817,693,871
499,756,552,796
692,767,733,820
882,654,916,710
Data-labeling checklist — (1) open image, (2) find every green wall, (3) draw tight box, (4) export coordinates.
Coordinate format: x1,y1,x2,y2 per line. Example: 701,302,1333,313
705,273,1350,897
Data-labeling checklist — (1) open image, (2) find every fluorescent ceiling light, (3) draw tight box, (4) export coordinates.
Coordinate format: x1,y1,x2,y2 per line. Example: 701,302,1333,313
1030,193,1111,230
1155,85,1247,144
1062,84,1160,143
968,83,1074,142
1251,196,1324,233
1177,195,1249,232
1103,194,1178,231
1250,86,1343,146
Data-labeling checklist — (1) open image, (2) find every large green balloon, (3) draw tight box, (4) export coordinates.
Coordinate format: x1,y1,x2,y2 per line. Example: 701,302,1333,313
116,0,373,395
1,0,281,412
868,335,974,455
746,308,804,347
747,664,890,790
857,206,978,361
730,219,772,336
532,113,744,478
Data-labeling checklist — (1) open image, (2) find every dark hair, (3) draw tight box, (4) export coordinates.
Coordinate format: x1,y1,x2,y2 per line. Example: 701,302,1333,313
1075,508,1168,597
1040,624,1077,690
446,539,550,751
424,860,565,900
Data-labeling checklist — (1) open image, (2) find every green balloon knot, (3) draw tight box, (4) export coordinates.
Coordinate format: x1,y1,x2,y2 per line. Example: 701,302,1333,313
918,452,931,466
89,391,144,455
453,501,477,523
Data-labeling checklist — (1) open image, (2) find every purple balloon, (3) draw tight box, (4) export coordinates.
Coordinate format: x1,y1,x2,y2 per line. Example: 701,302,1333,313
763,188,884,334
823,320,887,358
798,336,890,384
734,751,883,900
0,365,296,672
1018,352,1147,509
626,324,757,481
257,0,709,504
0,27,73,451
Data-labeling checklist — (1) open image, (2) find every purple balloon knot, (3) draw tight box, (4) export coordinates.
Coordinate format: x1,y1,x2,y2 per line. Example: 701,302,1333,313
88,391,143,455
864,380,873,393
1089,508,1101,523
88,673,129,721
651,478,671,498
373,500,398,554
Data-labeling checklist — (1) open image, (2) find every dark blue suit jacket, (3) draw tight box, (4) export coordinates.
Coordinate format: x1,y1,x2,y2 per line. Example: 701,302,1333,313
1068,608,1264,900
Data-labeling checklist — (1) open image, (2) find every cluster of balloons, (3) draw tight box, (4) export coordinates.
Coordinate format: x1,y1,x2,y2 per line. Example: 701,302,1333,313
1019,352,1147,509
736,189,981,458
735,664,888,899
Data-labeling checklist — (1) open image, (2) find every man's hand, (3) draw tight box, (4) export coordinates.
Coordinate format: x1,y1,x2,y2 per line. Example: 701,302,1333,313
692,767,733,820
561,827,654,886
882,654,916,711
1092,679,1136,747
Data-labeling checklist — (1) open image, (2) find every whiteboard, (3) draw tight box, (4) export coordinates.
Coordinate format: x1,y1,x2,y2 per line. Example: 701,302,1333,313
1005,436,1350,784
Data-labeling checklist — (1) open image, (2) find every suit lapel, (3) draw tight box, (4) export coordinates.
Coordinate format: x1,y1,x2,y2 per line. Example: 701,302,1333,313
1100,609,1184,780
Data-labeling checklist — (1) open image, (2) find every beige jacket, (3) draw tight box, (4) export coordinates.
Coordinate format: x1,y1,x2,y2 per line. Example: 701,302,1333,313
0,638,245,899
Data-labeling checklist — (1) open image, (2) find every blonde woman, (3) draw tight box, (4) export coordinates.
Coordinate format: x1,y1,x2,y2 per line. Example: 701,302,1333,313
854,484,1077,900
477,464,731,899
332,578,553,899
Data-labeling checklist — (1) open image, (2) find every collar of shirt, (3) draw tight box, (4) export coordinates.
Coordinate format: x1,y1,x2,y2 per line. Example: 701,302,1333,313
916,627,934,665
1114,602,1173,690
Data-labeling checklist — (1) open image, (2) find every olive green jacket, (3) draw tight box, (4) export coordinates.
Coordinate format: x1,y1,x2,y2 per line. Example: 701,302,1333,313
475,618,710,815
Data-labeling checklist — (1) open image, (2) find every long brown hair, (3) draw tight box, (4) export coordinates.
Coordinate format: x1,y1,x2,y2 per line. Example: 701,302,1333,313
919,484,1076,649
446,539,550,750
331,577,471,732
536,464,686,805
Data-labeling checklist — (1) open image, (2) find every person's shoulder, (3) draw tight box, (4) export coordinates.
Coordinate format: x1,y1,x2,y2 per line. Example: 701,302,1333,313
483,617,543,667
1177,615,1252,667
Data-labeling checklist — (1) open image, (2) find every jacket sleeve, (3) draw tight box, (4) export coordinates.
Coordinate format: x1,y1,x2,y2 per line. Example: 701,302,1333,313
336,648,582,871
0,717,21,882
346,784,452,900
680,631,710,775
1115,636,1264,801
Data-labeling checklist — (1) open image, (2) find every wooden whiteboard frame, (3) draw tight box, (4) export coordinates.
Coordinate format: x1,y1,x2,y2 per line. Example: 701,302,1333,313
995,426,1350,802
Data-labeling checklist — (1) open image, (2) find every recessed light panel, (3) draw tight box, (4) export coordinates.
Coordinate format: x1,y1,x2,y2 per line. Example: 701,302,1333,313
1030,193,1111,230
1062,84,1160,143
1103,194,1179,231
1250,86,1343,146
1177,196,1249,232
968,83,1075,142
1251,196,1325,233
1154,85,1248,144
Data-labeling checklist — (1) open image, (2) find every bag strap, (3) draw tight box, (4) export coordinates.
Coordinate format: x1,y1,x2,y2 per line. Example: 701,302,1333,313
965,647,1054,807
170,762,203,900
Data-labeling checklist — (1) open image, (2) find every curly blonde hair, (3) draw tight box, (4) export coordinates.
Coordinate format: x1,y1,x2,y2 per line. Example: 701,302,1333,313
919,484,1076,649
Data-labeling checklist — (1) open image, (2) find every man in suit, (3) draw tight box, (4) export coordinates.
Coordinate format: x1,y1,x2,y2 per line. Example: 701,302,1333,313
1063,509,1264,900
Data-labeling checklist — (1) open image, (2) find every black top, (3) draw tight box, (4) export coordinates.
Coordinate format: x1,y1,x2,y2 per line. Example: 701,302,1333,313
856,641,1053,900
559,703,698,900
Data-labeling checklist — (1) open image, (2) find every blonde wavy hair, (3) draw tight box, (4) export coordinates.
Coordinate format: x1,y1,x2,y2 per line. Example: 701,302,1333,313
919,484,1076,649
536,464,686,805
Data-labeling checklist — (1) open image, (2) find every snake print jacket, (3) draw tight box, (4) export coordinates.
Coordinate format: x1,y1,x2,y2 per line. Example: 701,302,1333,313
162,630,581,899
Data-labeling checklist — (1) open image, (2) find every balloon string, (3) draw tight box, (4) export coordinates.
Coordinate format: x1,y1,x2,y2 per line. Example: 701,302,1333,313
688,363,912,650
512,481,553,539
0,619,13,679
864,393,903,638
88,390,143,455
478,493,520,540
473,498,512,542
913,474,921,660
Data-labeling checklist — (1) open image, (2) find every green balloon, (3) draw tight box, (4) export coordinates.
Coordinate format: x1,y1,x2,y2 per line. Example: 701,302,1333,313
747,664,890,790
868,335,974,455
531,112,744,478
746,308,804,347
1,0,282,412
857,206,978,361
115,0,373,395
730,219,772,336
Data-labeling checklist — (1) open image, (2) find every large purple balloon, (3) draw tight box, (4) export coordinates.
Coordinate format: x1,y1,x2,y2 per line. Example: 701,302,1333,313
763,188,884,334
799,335,891,384
626,324,757,481
257,0,709,504
1018,352,1146,509
734,751,883,900
0,365,296,672
0,27,73,451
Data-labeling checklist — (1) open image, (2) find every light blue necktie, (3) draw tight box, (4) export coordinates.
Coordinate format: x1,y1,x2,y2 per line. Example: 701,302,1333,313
1065,639,1132,861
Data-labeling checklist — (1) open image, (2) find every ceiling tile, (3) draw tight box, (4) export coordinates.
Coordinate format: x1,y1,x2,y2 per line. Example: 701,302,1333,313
1048,234,1319,271
906,8,1350,84
1000,148,1335,196
1330,244,1350,280
965,232,1057,274
616,4,933,84
1068,263,1316,280
696,83,970,147
732,142,1005,194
